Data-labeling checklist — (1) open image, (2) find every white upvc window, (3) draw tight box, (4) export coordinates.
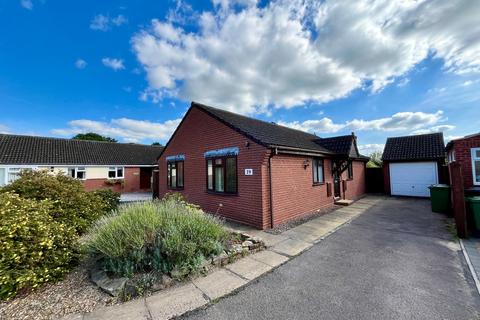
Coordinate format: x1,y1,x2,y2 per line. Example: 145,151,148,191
69,167,86,180
472,148,480,185
0,167,37,186
448,150,456,163
108,167,124,179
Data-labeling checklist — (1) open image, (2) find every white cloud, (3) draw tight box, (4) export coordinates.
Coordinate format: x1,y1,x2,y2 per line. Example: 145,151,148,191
102,58,125,71
0,124,10,134
132,0,480,114
112,15,128,26
411,124,455,135
75,59,87,69
90,14,127,31
279,110,447,134
358,144,385,155
51,118,181,143
20,0,33,10
397,78,410,87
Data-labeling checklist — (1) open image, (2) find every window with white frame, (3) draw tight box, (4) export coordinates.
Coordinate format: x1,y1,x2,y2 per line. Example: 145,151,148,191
108,167,124,179
448,150,456,163
313,158,325,184
472,148,480,185
7,168,24,184
69,167,86,180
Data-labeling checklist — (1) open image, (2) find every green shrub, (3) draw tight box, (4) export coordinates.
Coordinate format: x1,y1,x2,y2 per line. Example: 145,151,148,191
1,170,113,234
0,192,79,301
85,196,228,277
91,189,120,213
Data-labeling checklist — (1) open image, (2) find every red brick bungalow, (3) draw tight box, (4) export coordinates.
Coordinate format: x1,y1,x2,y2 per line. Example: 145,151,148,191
446,133,480,193
158,102,368,229
0,134,163,193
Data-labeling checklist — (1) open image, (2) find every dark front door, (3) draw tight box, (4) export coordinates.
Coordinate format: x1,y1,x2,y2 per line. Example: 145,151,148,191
333,173,341,198
140,167,153,190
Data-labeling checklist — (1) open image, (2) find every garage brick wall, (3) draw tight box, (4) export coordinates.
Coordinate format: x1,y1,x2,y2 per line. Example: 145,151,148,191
450,135,480,189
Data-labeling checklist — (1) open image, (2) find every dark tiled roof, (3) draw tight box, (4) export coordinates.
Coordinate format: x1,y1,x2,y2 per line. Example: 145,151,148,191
194,102,336,155
315,135,358,157
0,134,163,165
382,133,445,161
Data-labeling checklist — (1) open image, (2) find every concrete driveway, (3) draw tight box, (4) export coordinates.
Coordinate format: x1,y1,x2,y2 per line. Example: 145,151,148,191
182,197,480,320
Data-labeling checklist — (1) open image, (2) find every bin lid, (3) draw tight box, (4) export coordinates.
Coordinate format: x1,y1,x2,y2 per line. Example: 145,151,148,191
429,184,450,189
468,196,480,203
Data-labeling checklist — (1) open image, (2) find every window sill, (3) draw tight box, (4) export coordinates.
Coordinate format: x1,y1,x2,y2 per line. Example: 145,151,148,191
312,182,325,186
168,187,184,191
206,190,238,196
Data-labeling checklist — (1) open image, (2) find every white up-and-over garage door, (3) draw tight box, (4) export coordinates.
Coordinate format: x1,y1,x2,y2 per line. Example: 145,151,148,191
390,162,438,197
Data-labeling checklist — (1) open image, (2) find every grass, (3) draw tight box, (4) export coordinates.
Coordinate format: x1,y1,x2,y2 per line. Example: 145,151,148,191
85,196,229,277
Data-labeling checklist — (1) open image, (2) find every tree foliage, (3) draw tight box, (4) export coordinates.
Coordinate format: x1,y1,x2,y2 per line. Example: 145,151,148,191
72,132,117,143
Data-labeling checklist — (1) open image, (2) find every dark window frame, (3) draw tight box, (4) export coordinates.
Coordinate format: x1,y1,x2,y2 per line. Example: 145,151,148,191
206,156,238,195
312,158,325,185
167,160,184,190
347,162,353,180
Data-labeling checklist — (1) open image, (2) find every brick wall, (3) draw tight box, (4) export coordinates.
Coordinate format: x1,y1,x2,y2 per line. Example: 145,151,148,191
451,135,480,189
83,167,147,193
158,107,271,229
343,161,366,200
270,156,366,226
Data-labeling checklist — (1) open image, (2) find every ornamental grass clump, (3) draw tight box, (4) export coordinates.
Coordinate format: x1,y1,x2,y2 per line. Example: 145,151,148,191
0,192,79,301
85,195,228,277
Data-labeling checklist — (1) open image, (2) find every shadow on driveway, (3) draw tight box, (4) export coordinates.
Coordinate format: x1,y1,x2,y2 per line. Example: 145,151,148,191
182,197,480,320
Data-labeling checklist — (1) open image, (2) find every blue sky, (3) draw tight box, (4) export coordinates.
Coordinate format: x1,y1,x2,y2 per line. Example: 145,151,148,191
0,0,479,154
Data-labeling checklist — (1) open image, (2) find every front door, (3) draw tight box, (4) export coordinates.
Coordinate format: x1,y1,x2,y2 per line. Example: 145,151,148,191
140,167,153,190
333,172,341,199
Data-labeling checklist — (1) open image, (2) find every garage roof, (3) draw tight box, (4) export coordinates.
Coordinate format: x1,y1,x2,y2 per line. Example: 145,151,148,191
382,133,445,161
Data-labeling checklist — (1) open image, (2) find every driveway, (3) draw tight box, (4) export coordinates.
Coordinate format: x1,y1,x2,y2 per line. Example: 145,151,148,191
182,197,480,320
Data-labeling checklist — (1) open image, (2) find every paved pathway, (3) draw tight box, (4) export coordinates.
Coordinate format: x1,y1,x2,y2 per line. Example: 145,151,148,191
182,198,480,320
462,238,480,293
69,196,378,320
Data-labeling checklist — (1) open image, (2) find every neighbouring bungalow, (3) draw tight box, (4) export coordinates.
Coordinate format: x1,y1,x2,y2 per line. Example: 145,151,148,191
0,134,163,193
158,102,368,230
446,133,480,194
382,133,446,197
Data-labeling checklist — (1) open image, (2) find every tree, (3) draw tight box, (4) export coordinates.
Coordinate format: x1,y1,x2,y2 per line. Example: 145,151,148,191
151,142,163,146
72,132,117,143
368,151,383,168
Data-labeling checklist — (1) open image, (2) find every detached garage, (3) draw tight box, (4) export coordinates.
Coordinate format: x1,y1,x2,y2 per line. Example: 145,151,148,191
382,133,446,197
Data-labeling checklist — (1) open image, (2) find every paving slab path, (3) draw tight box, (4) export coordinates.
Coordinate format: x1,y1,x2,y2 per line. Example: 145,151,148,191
182,197,480,320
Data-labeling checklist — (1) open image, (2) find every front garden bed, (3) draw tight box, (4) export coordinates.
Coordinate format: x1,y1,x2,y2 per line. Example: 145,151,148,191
85,195,265,301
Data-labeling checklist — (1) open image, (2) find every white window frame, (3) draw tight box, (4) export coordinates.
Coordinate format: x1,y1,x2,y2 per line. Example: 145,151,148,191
448,150,456,163
69,167,87,180
472,148,480,186
108,166,124,179
0,166,38,186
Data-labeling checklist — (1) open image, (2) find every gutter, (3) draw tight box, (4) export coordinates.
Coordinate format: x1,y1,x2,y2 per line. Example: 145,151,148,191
269,144,333,156
268,147,277,229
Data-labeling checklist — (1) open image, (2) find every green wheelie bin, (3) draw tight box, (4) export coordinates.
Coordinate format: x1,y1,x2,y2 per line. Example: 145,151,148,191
467,197,480,230
428,184,451,213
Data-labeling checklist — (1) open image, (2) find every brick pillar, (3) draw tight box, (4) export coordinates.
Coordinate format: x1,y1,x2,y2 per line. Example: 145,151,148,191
449,162,467,238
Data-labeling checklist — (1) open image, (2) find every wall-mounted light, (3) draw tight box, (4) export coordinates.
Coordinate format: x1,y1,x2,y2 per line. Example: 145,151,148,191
245,141,250,148
303,159,310,169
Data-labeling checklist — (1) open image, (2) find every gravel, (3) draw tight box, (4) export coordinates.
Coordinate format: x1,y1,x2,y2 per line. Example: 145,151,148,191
0,260,117,320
